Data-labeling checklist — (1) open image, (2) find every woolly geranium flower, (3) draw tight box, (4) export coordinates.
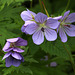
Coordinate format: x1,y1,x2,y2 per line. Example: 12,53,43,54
3,37,27,52
2,37,27,67
2,51,24,67
21,9,36,33
25,12,60,45
56,10,75,42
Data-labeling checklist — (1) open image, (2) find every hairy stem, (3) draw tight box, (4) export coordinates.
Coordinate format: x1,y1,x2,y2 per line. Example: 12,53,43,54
62,43,75,74
42,1,49,17
39,0,44,13
30,0,32,8
66,0,70,10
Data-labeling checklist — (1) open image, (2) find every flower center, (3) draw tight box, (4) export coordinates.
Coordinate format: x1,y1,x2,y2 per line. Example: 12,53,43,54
60,22,65,26
39,23,47,28
60,22,71,28
10,43,15,48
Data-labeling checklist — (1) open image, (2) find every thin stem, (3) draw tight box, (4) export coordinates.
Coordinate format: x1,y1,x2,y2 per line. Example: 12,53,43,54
43,0,45,4
30,0,32,8
66,0,70,10
62,43,75,74
39,0,44,13
42,1,49,17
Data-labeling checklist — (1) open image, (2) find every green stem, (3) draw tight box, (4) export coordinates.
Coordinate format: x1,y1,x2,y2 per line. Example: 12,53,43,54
42,1,49,17
39,0,44,13
30,0,32,8
66,0,70,10
62,43,75,74
43,0,45,4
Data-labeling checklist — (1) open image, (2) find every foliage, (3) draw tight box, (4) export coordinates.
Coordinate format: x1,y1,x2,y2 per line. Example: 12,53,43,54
0,0,75,75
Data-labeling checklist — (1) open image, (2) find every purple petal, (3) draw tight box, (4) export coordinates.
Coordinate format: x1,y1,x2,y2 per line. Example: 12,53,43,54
65,13,75,23
12,59,21,67
21,25,28,34
62,10,70,21
11,52,22,60
50,62,57,67
21,21,35,33
3,42,10,51
27,9,36,17
53,16,62,20
64,25,75,36
2,52,11,60
44,28,57,41
32,30,44,45
35,12,47,23
21,9,36,21
44,56,48,61
57,25,60,33
24,21,35,26
59,27,67,42
46,18,60,29
21,25,26,32
21,11,32,21
25,23,39,35
19,54,24,62
7,38,19,43
69,24,75,30
4,48,13,52
13,47,24,53
15,37,27,46
5,56,12,67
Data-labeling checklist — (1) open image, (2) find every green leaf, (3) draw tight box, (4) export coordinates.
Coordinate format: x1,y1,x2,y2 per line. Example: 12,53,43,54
68,37,75,52
25,55,38,63
0,0,32,10
2,65,33,75
0,4,25,46
28,37,40,55
40,39,73,60
31,65,68,75
0,27,19,46
0,4,25,21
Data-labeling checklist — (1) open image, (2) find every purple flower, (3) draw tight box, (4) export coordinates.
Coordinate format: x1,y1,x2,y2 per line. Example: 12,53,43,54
57,10,75,42
3,37,27,52
44,56,48,61
53,16,62,20
2,37,27,67
50,62,57,67
21,9,36,33
25,12,60,45
40,55,48,61
2,51,24,67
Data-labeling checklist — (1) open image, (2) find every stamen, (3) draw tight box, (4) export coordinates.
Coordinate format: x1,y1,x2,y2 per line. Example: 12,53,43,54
41,28,44,32
42,1,49,17
31,14,34,19
64,25,71,28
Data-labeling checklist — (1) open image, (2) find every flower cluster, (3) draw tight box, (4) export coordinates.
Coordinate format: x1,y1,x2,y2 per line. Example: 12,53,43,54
21,9,75,45
2,9,75,67
2,37,27,67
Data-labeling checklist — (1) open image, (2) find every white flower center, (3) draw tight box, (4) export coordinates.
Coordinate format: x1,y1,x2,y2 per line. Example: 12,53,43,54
39,23,47,28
